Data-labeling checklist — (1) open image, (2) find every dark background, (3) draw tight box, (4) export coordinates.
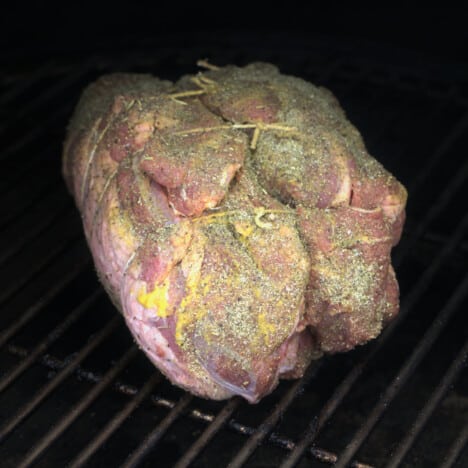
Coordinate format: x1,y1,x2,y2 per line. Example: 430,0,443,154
1,5,467,68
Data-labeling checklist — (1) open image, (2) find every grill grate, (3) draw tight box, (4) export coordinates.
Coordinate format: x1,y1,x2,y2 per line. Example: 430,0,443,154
1,43,467,467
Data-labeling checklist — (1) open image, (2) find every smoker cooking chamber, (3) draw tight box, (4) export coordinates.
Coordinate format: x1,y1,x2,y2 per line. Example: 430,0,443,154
0,40,467,467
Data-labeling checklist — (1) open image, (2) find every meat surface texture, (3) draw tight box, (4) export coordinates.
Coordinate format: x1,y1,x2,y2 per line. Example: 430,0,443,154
63,63,407,403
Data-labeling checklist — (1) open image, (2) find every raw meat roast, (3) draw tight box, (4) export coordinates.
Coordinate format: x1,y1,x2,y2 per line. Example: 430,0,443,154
63,63,407,402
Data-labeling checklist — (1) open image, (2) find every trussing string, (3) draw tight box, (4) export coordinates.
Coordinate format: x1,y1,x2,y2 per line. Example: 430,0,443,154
167,70,299,149
173,122,298,150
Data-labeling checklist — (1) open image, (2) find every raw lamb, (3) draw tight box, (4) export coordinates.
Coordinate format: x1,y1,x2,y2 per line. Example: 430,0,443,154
63,62,407,402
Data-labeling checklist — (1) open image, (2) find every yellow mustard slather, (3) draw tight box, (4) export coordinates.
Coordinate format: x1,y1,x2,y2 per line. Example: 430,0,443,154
175,274,212,345
137,209,294,346
109,207,137,249
174,236,208,344
137,275,172,318
257,311,277,346
233,220,255,238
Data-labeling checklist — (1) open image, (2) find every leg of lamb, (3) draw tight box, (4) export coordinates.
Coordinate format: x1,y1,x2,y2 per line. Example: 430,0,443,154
62,63,407,403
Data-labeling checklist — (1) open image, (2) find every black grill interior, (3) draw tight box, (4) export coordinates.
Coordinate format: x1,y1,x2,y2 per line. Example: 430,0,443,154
0,37,467,468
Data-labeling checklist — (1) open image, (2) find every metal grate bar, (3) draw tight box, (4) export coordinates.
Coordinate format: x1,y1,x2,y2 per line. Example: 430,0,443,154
0,234,81,306
1,339,368,467
0,289,101,393
386,337,468,468
173,398,241,468
337,59,466,106
332,62,371,92
0,61,57,107
279,419,317,468
368,101,451,161
227,362,322,468
18,345,138,468
0,257,90,348
394,156,468,269
406,110,468,195
1,154,55,198
308,449,373,468
0,142,57,194
69,372,163,468
0,199,70,266
0,68,90,134
422,230,468,254
440,423,468,468
0,103,73,162
365,107,406,149
121,393,193,468
0,316,120,444
311,58,343,85
0,178,62,230
225,419,372,468
279,206,468,467
334,271,468,468
397,208,468,316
